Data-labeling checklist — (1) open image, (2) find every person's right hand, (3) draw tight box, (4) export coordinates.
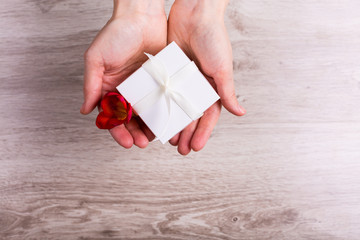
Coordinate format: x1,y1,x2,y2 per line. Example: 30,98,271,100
80,0,167,149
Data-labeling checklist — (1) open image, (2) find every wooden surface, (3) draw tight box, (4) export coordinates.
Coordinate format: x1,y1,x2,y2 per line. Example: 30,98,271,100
1,0,360,239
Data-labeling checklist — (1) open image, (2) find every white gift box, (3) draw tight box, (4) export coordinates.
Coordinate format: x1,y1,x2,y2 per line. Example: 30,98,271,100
116,42,219,144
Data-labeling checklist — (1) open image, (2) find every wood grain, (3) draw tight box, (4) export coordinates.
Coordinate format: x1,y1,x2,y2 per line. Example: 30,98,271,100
1,0,360,239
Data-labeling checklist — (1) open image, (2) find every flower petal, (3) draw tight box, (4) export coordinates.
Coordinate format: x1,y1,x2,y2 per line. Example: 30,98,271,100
96,112,112,129
126,104,132,123
118,95,127,109
96,92,133,129
108,118,125,128
101,94,116,116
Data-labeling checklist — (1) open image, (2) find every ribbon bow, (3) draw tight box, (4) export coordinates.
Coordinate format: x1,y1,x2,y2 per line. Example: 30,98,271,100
132,53,203,138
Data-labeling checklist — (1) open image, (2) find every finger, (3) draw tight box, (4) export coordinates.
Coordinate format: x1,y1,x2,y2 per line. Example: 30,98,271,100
214,69,246,116
125,119,149,149
169,133,180,146
177,121,198,155
137,118,156,142
191,101,222,152
109,124,133,149
80,50,104,115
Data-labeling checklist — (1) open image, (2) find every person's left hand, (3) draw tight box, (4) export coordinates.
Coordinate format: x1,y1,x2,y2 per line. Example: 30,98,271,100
167,0,246,155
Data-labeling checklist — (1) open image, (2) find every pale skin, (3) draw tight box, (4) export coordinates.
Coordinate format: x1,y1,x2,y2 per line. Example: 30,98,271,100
81,0,246,155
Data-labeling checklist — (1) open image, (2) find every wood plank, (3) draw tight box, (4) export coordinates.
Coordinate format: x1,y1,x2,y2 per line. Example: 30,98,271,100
1,0,360,239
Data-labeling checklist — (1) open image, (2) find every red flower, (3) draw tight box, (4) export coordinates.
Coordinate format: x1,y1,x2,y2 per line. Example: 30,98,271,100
96,92,132,129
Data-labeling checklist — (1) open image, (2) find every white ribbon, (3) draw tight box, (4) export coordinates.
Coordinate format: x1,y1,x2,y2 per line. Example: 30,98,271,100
133,53,203,139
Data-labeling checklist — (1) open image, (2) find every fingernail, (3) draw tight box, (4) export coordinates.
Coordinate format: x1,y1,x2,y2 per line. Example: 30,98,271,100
238,105,246,115
80,103,86,114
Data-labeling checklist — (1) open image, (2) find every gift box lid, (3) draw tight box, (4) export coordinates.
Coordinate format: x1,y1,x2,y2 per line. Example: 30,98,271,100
117,42,219,144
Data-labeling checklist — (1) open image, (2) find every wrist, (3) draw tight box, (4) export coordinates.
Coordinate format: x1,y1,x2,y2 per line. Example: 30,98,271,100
112,0,165,19
174,0,228,14
172,0,228,24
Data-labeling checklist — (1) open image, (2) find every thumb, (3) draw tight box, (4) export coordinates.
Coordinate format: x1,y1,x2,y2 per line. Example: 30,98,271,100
80,53,104,115
214,70,246,116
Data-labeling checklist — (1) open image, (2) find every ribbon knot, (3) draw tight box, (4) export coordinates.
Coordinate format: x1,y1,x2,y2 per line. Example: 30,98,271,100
161,82,169,94
132,52,203,139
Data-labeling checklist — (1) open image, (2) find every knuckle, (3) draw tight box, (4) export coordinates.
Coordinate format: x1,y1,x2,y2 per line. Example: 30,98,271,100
221,91,236,102
215,69,233,86
83,47,96,63
83,48,91,61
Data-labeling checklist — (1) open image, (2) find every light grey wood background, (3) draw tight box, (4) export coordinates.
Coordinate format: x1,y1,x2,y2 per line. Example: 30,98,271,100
1,0,360,239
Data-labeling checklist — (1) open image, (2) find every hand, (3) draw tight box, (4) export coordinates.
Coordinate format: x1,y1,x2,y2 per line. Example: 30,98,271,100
167,0,246,155
80,0,167,149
